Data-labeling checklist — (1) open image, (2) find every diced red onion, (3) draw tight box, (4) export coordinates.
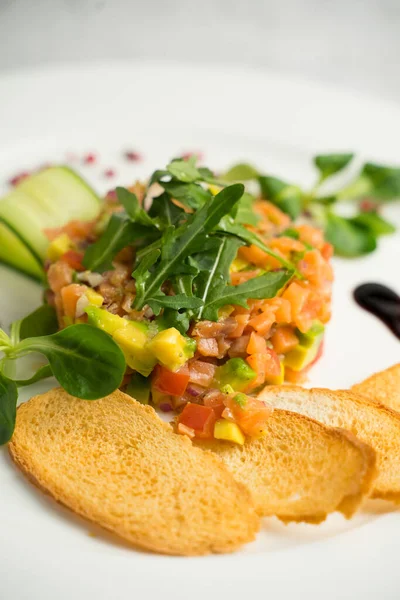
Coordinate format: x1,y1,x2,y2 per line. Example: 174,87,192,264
159,403,173,413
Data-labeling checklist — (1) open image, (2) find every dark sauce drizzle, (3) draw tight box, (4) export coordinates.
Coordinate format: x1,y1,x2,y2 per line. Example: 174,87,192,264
353,283,400,339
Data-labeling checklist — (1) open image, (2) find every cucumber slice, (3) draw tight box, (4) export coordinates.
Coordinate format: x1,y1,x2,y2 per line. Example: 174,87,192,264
0,166,101,277
0,220,43,280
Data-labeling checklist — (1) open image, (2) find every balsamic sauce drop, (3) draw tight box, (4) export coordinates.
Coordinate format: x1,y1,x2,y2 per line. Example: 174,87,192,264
353,283,400,339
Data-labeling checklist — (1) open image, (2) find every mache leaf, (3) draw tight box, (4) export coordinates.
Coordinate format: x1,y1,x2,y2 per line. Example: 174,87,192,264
19,305,58,340
325,213,377,257
314,153,354,181
0,371,17,445
223,163,260,181
259,176,303,219
351,211,396,236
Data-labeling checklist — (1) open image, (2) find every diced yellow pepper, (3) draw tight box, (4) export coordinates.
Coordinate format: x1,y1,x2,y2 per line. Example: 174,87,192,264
230,257,250,272
265,361,285,385
46,233,72,261
208,184,222,196
147,327,192,372
214,419,245,445
85,289,104,307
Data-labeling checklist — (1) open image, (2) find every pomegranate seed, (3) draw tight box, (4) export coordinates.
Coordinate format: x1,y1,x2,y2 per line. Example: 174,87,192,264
124,150,142,162
104,168,116,178
9,171,30,186
360,198,378,212
105,189,117,201
181,151,204,162
83,153,97,165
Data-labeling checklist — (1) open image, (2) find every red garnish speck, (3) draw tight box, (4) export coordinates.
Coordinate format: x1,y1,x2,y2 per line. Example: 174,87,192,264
104,168,116,179
124,150,142,162
9,171,30,186
83,153,97,165
181,151,204,162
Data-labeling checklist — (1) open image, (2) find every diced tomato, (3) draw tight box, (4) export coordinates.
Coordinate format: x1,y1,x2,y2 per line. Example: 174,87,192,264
60,250,85,271
178,403,217,439
246,348,281,388
60,283,87,319
152,364,190,397
189,360,216,387
47,261,73,292
223,394,273,437
271,326,299,355
246,332,267,354
203,390,226,418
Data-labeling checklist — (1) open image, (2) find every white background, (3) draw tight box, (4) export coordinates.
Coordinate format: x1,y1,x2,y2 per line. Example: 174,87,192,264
0,0,399,101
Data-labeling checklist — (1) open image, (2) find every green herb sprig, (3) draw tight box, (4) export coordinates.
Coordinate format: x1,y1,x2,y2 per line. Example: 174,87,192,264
224,154,398,257
0,306,126,445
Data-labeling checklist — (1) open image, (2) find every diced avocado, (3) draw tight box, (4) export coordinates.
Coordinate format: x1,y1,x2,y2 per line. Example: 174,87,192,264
296,321,325,349
215,358,256,392
85,306,128,335
113,323,157,377
214,419,245,445
284,333,323,371
46,233,72,261
126,372,151,405
233,392,248,408
147,327,195,372
85,289,104,307
266,361,285,385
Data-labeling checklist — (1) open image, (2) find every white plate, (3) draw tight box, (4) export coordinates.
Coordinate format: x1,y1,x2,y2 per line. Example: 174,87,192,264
1,62,400,600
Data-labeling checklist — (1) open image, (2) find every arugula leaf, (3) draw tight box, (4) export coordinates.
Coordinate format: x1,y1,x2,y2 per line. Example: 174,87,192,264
217,216,299,274
133,184,245,309
19,305,58,340
83,213,151,273
194,237,243,319
0,371,17,445
116,187,156,228
324,213,377,257
223,163,260,181
12,324,126,399
159,181,211,210
259,176,303,219
202,270,293,321
148,192,184,226
351,212,396,236
314,153,354,181
147,294,203,316
167,158,201,183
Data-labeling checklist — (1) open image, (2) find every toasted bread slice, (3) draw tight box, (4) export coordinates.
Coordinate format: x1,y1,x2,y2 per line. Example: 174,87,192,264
9,388,259,556
195,409,376,523
352,364,400,412
259,386,400,502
